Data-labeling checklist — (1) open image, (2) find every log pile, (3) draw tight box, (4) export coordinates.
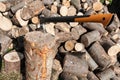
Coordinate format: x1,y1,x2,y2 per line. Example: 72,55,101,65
0,0,120,80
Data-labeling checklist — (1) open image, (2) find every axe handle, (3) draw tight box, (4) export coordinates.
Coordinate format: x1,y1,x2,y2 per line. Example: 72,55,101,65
39,13,114,27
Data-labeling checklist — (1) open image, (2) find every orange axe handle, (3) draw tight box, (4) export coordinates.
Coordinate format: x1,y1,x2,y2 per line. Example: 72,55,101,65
39,13,114,27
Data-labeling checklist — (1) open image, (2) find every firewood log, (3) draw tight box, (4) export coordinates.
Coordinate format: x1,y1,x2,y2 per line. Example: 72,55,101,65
81,30,101,47
21,0,45,20
81,49,98,71
4,51,24,73
83,22,108,36
87,71,99,80
0,15,12,31
60,72,79,80
0,34,12,54
64,40,75,51
96,68,116,80
71,25,87,40
44,23,55,35
60,6,68,16
67,6,76,16
51,59,63,80
31,16,39,24
15,9,29,26
51,4,58,14
63,52,88,77
55,23,71,33
0,2,7,12
88,41,111,69
93,1,103,11
74,43,85,51
24,31,58,80
11,1,25,13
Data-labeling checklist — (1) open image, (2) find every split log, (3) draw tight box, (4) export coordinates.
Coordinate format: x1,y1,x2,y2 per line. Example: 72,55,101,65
44,23,55,35
21,0,45,20
60,6,68,16
69,22,79,27
67,6,76,16
0,15,12,31
4,51,24,73
62,0,70,8
71,25,87,40
64,40,75,51
24,31,58,80
60,72,78,80
93,1,103,11
0,34,12,54
15,9,29,26
83,22,108,35
81,30,101,47
87,71,99,80
88,41,111,69
0,2,7,12
51,5,58,14
83,3,89,10
63,52,88,77
55,23,70,33
107,44,120,56
81,49,98,71
74,43,85,51
96,68,116,80
51,59,63,80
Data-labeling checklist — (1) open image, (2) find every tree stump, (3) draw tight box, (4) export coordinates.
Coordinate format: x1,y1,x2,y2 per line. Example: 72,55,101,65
3,51,24,73
24,31,58,80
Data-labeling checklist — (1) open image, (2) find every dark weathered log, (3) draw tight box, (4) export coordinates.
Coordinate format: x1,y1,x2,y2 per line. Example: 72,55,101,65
11,1,25,13
24,31,58,80
100,36,115,53
96,68,116,80
51,59,63,80
60,72,78,80
88,41,111,69
70,0,81,10
63,52,88,77
83,22,108,35
81,30,101,47
87,71,99,80
81,49,98,71
4,51,24,73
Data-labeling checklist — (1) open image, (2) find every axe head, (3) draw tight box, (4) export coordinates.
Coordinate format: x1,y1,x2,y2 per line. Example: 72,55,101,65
102,13,114,27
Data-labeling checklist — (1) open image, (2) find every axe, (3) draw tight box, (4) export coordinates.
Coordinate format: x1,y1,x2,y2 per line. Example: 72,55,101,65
39,13,114,27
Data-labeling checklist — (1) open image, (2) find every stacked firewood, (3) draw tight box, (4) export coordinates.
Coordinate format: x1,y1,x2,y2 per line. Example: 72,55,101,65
0,0,120,80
